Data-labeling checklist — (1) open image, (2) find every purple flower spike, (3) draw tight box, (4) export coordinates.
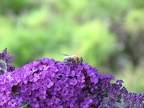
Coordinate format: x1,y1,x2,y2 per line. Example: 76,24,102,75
0,48,15,75
0,48,14,64
0,55,143,108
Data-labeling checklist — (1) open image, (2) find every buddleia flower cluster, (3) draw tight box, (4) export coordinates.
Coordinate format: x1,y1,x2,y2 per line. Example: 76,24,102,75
0,49,144,108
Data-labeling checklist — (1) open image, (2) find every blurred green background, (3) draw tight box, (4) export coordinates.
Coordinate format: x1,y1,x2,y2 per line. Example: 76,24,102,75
0,0,144,93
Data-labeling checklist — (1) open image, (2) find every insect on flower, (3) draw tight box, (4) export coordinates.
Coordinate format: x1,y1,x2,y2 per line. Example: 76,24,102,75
61,54,83,64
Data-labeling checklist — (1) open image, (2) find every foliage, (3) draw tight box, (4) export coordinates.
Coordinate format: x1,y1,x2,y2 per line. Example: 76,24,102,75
125,9,144,34
0,0,144,93
74,20,116,67
116,65,144,93
0,0,35,14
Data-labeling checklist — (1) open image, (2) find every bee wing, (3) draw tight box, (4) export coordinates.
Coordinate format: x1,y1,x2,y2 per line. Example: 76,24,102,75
59,53,70,56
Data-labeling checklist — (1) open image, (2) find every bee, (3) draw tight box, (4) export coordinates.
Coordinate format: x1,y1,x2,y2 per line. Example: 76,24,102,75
61,54,83,64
